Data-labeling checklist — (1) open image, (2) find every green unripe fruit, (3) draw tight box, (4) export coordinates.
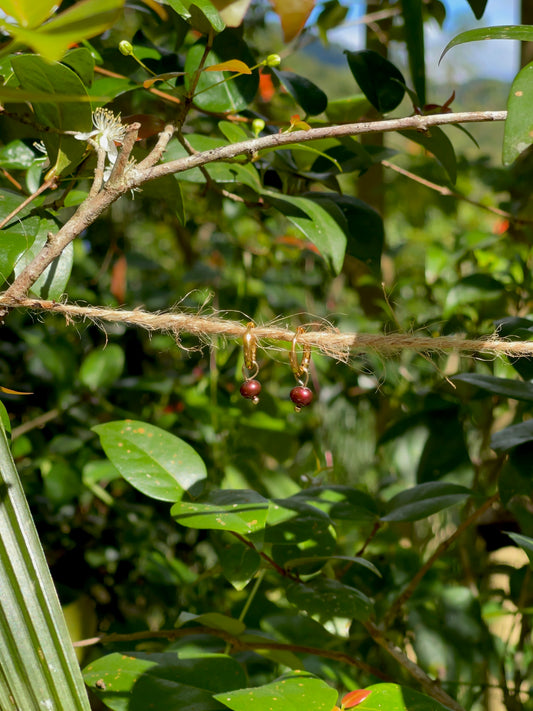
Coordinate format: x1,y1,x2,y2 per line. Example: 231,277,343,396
252,118,266,136
119,40,134,56
265,53,281,67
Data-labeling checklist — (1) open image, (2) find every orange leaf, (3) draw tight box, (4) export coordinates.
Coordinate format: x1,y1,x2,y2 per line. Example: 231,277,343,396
140,0,168,20
269,0,315,42
0,386,33,395
289,114,311,131
205,59,252,74
341,689,372,708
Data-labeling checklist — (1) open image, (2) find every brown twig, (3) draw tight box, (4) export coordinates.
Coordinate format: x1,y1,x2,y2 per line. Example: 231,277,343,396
364,620,465,711
73,625,390,680
0,110,508,310
0,176,58,230
382,159,529,223
231,531,300,580
384,491,501,627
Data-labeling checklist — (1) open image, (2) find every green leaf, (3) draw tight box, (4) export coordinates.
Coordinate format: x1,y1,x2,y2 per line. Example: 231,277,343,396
271,69,328,116
85,652,245,711
1,0,124,63
79,345,125,391
452,373,533,402
0,0,57,28
465,0,488,19
345,49,406,114
185,30,258,112
218,541,261,590
11,55,92,175
171,489,269,533
491,420,533,452
93,420,207,502
0,414,91,710
499,446,533,504
440,25,533,62
179,0,225,33
382,482,472,522
506,532,533,567
176,611,246,636
0,402,11,439
503,61,533,165
0,139,35,169
13,222,74,299
286,578,373,622
305,192,384,273
325,94,371,124
215,670,338,711
262,190,347,273
61,47,95,87
0,190,39,282
401,0,426,105
356,683,456,711
399,126,457,183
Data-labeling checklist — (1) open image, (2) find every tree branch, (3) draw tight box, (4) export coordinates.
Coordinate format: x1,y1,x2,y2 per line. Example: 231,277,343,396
0,110,508,310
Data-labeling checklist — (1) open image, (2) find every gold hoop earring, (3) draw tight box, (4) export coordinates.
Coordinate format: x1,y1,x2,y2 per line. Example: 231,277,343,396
240,322,261,404
289,327,313,412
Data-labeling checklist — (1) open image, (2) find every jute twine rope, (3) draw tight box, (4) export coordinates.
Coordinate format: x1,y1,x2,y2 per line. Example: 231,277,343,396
4,295,533,362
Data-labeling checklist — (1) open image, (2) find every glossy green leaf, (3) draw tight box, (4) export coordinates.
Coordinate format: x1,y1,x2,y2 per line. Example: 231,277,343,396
0,416,91,710
382,482,472,522
0,139,35,169
215,670,338,711
179,0,225,33
176,611,246,636
271,69,327,116
85,652,245,711
0,188,38,281
185,31,258,112
0,402,10,439
503,61,533,165
325,94,372,124
286,578,373,621
506,532,533,567
218,541,261,590
416,409,470,483
262,190,347,273
61,47,95,87
285,555,381,577
355,683,456,711
0,0,56,27
79,345,125,391
345,49,406,114
306,192,384,273
453,373,533,402
491,420,533,452
11,55,91,176
399,126,457,183
13,223,74,300
499,446,533,504
401,0,426,104
441,25,533,62
1,0,124,63
171,489,269,533
93,420,207,502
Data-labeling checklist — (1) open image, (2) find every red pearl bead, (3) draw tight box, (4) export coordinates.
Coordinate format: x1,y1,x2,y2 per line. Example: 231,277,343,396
290,386,313,411
240,379,261,404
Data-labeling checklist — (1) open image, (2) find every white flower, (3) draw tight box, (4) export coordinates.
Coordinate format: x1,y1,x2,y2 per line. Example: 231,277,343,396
75,107,127,168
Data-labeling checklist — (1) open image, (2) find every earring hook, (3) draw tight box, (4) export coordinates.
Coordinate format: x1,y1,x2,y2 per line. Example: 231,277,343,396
290,326,311,387
242,321,259,380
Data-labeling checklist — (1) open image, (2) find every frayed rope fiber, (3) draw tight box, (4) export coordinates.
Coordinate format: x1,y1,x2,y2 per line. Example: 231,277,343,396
4,296,533,361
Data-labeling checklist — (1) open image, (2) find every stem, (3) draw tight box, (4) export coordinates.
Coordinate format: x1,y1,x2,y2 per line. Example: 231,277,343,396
384,492,501,627
0,176,58,230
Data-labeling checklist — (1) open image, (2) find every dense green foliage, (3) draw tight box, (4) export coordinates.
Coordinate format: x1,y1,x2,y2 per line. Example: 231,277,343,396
0,1,533,710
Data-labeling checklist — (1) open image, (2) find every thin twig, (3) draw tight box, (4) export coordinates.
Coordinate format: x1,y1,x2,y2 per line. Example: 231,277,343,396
364,620,465,711
72,625,391,680
11,408,61,440
0,176,58,229
384,491,501,626
88,146,107,199
382,160,529,223
107,121,140,185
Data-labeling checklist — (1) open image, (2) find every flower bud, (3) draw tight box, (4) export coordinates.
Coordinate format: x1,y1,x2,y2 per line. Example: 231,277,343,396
252,118,265,136
119,40,134,56
265,53,281,67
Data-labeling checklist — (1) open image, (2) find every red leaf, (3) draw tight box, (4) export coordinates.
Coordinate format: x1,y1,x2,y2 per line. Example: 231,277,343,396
341,689,372,708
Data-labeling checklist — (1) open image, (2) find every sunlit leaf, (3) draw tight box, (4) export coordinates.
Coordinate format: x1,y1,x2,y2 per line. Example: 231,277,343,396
269,0,315,42
440,25,533,62
206,59,251,74
503,61,533,165
211,0,252,26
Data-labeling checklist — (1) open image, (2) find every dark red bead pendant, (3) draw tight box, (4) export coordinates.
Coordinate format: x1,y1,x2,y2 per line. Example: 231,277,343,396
290,385,313,412
240,378,261,404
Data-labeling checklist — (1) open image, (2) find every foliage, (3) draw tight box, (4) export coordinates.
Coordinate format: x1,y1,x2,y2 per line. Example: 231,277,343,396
0,1,533,711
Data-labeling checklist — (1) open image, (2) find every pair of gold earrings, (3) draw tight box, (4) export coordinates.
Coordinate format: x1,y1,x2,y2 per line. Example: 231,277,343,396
239,323,314,412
